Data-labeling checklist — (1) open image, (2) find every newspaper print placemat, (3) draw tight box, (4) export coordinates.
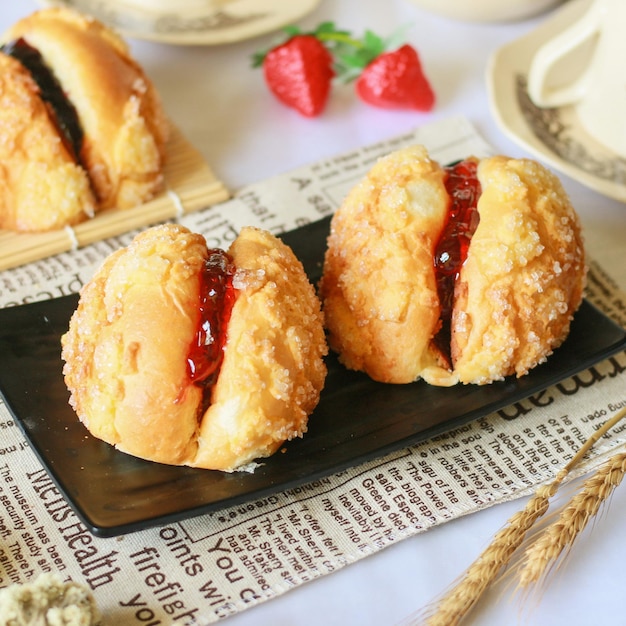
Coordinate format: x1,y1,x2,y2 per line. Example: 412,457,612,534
0,116,625,624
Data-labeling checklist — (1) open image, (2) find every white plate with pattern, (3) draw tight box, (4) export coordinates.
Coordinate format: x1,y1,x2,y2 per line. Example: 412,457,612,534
37,0,321,45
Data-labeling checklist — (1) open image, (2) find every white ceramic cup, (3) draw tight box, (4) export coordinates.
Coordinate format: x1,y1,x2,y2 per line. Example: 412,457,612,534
527,0,626,157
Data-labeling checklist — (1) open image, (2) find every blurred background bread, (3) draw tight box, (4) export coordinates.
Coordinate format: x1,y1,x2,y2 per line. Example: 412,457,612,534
0,7,169,231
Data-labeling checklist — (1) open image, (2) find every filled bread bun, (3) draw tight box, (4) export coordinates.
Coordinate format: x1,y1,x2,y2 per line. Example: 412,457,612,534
61,224,328,472
0,7,169,232
319,146,586,386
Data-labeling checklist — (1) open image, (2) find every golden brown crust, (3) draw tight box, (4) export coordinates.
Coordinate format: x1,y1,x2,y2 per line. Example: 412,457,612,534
61,224,327,471
1,7,169,228
319,145,452,384
195,227,328,470
0,53,97,231
451,156,586,383
320,147,586,386
61,224,206,464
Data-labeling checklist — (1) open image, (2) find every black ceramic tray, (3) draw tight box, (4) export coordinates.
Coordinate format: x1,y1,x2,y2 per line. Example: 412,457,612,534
1,216,625,537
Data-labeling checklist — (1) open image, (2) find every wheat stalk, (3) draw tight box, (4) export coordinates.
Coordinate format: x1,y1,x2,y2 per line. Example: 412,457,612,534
423,482,556,626
418,406,626,626
518,450,626,588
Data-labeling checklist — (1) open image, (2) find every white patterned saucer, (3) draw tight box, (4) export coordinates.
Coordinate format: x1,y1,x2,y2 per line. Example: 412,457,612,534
487,0,626,202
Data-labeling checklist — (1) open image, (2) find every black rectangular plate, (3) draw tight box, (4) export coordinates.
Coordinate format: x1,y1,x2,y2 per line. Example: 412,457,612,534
1,216,625,537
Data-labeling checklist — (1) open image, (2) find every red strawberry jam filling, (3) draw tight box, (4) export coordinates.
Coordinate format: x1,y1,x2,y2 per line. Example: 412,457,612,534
187,250,236,403
432,159,481,363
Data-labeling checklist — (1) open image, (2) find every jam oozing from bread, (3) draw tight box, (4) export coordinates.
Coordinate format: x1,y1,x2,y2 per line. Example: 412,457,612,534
432,159,481,362
187,250,236,398
1,38,83,162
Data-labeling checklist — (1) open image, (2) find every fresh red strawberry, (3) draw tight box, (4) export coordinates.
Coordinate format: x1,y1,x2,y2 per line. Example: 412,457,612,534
252,24,436,116
258,34,335,117
355,44,435,111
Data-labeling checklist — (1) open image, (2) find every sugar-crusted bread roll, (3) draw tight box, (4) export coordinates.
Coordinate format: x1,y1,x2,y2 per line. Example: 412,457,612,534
61,224,328,471
319,146,586,386
0,7,169,231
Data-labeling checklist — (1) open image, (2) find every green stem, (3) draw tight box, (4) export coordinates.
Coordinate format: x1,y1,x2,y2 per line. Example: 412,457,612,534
317,32,364,49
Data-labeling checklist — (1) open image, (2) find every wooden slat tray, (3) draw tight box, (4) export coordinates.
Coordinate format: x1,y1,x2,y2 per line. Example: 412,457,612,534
0,125,230,271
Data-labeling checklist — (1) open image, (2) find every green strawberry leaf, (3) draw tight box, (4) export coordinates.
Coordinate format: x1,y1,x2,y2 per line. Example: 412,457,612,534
251,50,266,68
314,21,341,35
282,24,301,37
363,30,385,58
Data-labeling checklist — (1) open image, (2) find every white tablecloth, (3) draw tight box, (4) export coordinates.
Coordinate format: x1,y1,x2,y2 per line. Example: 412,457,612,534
1,1,625,624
